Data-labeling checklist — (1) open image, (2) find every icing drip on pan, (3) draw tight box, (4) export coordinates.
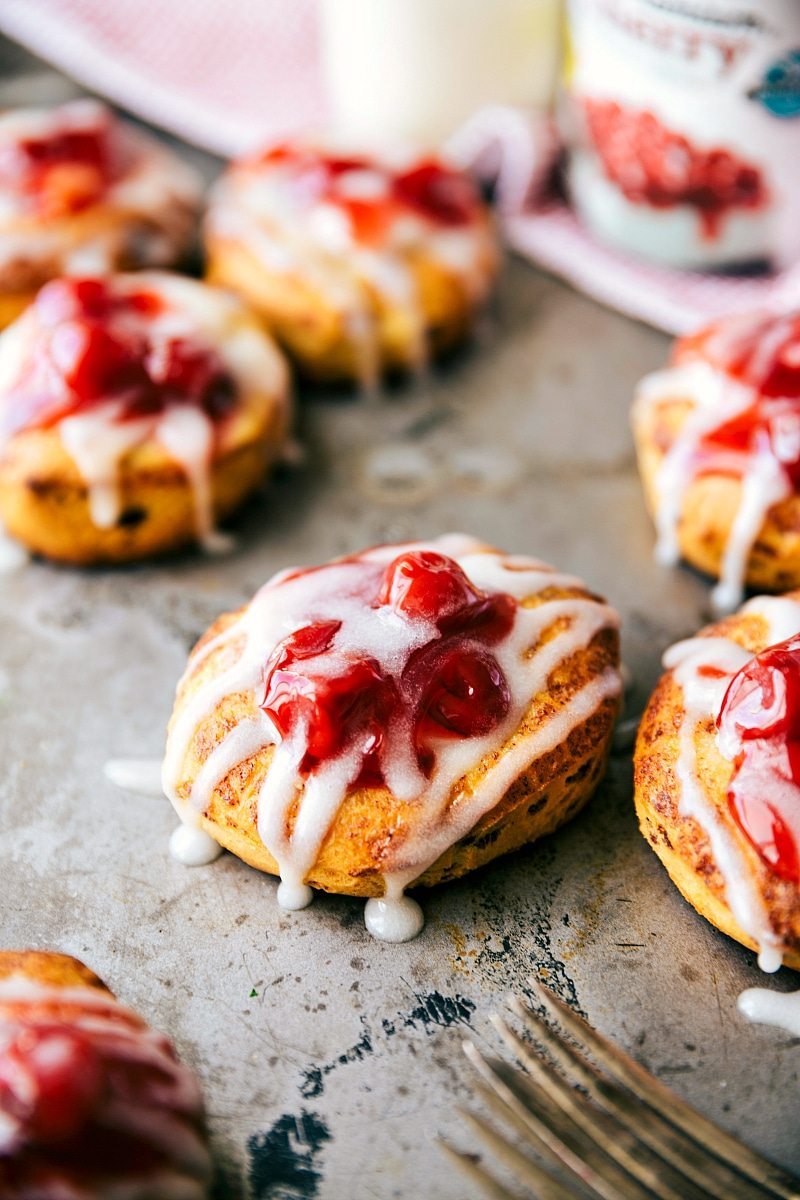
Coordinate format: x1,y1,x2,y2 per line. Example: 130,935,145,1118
162,534,620,941
169,824,223,866
104,757,165,795
738,986,800,1036
104,756,223,867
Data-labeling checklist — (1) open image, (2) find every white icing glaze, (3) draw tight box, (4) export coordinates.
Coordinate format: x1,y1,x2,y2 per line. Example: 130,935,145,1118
59,403,156,529
738,986,800,1036
711,438,789,615
364,893,425,943
207,149,496,390
0,974,210,1197
169,823,223,867
104,757,165,795
0,271,289,547
277,880,314,911
663,594,800,970
163,535,620,939
636,354,796,612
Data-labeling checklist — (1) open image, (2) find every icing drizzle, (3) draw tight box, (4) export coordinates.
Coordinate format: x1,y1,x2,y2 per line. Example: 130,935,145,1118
0,272,288,548
636,311,800,612
0,974,210,1199
162,535,620,941
662,594,800,971
207,143,497,389
738,986,800,1036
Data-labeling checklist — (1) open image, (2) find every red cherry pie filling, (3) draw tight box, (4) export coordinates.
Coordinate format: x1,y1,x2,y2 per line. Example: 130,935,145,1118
251,144,481,246
718,635,800,885
636,307,800,612
4,276,237,442
261,549,516,787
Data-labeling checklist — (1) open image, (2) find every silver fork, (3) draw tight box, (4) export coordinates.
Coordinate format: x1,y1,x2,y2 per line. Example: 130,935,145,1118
439,977,800,1200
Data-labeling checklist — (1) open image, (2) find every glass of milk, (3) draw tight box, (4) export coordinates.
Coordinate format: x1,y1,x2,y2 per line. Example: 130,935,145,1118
319,0,562,150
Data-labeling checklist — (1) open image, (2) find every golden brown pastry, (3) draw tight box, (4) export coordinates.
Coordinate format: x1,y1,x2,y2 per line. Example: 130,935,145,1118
0,99,201,326
161,534,621,941
635,592,800,971
0,271,290,565
205,142,499,386
633,309,800,613
0,949,211,1198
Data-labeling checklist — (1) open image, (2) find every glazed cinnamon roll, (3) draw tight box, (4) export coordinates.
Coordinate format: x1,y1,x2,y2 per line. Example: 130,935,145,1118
635,593,800,971
205,142,499,387
0,272,290,564
0,100,201,327
0,950,211,1198
633,308,800,612
161,534,621,941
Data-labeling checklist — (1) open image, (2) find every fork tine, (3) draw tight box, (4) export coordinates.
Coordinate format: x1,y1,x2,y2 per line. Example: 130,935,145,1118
528,979,800,1200
468,1073,610,1200
463,1040,654,1200
437,1135,522,1200
490,1014,717,1200
506,996,769,1200
458,1104,583,1200
468,1073,607,1199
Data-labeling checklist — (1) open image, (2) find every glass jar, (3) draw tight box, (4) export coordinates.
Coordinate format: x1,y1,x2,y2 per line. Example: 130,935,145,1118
319,0,562,150
565,0,800,270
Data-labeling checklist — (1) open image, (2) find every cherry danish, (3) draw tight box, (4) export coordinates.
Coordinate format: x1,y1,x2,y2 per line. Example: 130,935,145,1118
159,534,620,941
635,593,800,971
0,100,201,329
0,272,290,565
204,142,499,387
633,308,800,612
0,950,211,1199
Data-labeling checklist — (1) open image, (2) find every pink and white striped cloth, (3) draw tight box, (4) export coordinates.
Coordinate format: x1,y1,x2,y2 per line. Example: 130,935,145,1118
0,0,797,335
0,0,325,156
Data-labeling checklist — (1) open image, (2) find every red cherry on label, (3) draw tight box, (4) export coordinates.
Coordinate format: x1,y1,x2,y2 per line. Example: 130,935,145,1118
378,551,478,623
125,289,164,317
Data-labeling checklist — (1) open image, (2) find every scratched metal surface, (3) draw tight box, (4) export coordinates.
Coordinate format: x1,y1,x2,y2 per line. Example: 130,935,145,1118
0,35,798,1200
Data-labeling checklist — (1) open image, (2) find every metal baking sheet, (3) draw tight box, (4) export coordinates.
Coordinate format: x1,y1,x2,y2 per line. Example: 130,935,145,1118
0,36,798,1200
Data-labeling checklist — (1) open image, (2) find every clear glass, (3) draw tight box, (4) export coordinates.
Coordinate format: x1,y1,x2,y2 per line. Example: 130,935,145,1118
319,0,562,149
